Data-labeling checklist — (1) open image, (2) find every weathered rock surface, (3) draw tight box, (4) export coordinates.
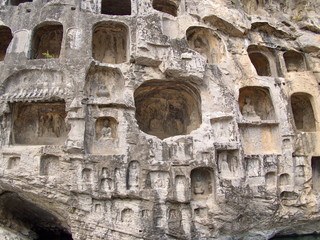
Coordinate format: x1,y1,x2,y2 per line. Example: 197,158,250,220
0,0,320,239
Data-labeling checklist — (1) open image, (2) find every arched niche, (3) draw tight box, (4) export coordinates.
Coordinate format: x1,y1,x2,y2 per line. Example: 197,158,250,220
95,117,117,141
247,45,274,77
265,172,276,189
284,50,306,72
92,22,128,64
291,93,316,132
186,26,225,64
0,192,73,239
239,86,276,121
101,0,131,15
279,173,290,186
134,80,202,139
191,167,214,199
0,26,13,61
30,22,63,59
312,157,320,191
126,160,140,190
11,101,68,145
152,0,179,16
9,0,32,5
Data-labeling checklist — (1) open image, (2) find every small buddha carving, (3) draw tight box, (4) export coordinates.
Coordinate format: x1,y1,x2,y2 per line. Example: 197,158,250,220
242,96,261,121
193,176,205,195
99,119,112,141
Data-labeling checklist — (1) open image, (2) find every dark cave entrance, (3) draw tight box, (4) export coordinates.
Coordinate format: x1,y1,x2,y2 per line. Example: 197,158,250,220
0,192,73,240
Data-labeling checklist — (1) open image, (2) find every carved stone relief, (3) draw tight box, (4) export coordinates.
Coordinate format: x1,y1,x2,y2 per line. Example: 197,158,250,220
12,102,68,145
134,80,201,139
92,22,128,64
31,23,63,59
127,161,140,190
187,27,226,64
239,87,276,121
191,168,213,199
85,66,124,100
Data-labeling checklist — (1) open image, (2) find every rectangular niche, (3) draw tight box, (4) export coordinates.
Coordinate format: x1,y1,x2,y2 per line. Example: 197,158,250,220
312,157,320,191
11,102,68,145
240,125,281,155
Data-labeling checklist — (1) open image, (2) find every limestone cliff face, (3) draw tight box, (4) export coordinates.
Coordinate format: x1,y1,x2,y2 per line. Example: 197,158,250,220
0,0,320,239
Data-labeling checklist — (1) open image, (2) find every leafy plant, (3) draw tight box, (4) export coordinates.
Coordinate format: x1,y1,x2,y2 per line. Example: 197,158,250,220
42,50,55,59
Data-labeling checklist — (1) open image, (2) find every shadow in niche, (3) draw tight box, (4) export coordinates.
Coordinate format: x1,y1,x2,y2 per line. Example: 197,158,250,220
0,192,73,240
270,234,320,239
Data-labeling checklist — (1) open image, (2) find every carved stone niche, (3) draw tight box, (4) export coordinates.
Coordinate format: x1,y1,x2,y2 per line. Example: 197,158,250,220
0,26,13,61
85,66,124,100
284,50,307,72
152,0,180,16
9,0,32,5
126,160,140,190
311,157,320,191
247,45,276,77
217,150,240,179
191,167,214,200
239,86,276,121
11,102,68,145
290,93,316,132
30,22,63,59
134,80,202,139
39,154,59,176
186,26,226,64
101,0,131,15
7,156,20,170
95,117,117,141
92,22,128,64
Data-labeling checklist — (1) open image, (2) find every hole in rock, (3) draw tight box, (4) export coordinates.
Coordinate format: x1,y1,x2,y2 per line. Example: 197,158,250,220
134,80,202,139
0,26,13,61
0,192,73,240
312,157,320,191
152,0,178,16
284,50,306,72
92,22,128,64
31,22,63,59
10,0,32,5
248,52,271,76
101,0,131,15
290,93,316,132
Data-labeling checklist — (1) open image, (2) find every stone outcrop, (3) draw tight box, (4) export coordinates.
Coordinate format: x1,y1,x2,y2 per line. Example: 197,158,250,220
0,0,320,239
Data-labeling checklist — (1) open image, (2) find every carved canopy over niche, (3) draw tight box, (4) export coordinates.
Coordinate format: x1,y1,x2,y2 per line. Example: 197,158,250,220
0,70,69,101
186,26,226,64
92,22,128,64
239,86,276,121
85,65,124,99
0,26,13,61
11,102,68,145
134,80,202,139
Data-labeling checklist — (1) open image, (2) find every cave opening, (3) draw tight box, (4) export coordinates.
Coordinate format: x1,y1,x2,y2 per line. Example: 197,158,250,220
0,192,73,240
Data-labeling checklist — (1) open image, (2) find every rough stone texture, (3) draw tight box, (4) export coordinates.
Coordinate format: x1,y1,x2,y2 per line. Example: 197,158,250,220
0,0,320,239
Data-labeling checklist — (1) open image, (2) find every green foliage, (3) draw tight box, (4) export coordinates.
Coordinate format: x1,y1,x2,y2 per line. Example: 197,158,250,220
42,50,55,59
